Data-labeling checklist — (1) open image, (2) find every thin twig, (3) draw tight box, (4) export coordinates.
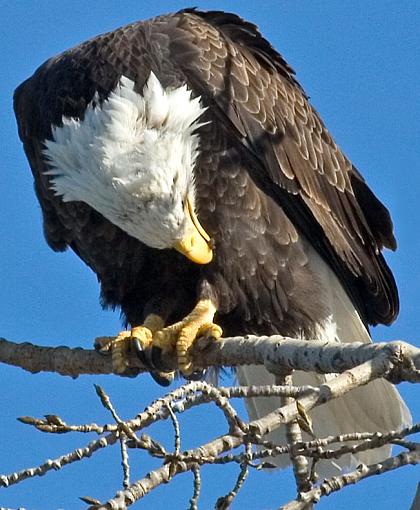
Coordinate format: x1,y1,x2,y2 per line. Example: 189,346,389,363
276,372,312,495
120,434,130,488
220,384,319,399
95,355,391,509
165,402,181,455
215,443,251,510
1,349,418,510
0,435,115,488
16,384,319,439
279,448,420,510
189,464,201,510
94,384,166,460
198,384,247,433
17,414,110,435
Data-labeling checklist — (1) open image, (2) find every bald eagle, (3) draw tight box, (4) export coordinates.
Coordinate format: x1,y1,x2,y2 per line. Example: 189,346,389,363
14,9,410,476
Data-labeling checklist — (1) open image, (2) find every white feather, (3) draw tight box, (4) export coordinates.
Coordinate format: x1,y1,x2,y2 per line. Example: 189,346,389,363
237,244,411,478
43,73,207,249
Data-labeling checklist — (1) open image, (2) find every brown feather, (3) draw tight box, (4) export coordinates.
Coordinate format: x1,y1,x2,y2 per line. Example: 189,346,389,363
14,9,398,337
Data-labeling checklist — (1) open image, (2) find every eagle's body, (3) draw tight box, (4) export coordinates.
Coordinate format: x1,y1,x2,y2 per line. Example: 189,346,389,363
14,9,410,476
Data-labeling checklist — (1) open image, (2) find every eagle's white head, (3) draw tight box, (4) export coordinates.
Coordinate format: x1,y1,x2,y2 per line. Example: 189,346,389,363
43,73,212,263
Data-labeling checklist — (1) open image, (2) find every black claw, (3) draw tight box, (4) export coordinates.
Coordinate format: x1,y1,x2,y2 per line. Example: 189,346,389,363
151,345,162,368
133,337,144,354
150,370,174,387
94,338,112,354
151,345,173,372
132,342,174,386
184,369,205,381
119,367,142,378
132,337,150,365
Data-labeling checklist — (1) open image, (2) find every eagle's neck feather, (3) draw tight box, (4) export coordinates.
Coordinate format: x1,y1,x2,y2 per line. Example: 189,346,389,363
43,73,206,249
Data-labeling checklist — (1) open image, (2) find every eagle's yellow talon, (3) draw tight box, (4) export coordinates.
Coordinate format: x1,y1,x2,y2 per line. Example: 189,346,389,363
111,331,133,373
177,321,222,375
154,329,175,352
131,326,153,350
96,303,220,376
103,313,166,373
197,322,223,339
96,324,156,374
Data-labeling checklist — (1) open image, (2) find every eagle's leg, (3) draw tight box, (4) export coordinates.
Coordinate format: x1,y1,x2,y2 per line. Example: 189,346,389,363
95,314,165,374
153,299,222,376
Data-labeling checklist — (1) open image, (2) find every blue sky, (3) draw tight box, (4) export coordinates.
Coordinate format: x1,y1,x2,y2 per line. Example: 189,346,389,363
1,1,419,509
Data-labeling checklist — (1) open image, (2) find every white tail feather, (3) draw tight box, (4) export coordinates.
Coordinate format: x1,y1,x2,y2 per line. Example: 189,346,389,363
237,246,411,478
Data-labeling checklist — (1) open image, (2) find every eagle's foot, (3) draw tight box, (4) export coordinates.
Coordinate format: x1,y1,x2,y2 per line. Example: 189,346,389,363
95,325,154,374
95,314,166,375
153,299,222,376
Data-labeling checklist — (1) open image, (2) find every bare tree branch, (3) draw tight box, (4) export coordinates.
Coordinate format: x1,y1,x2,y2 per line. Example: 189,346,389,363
1,335,419,508
1,336,419,381
279,448,420,510
189,464,201,510
215,443,251,510
82,355,402,509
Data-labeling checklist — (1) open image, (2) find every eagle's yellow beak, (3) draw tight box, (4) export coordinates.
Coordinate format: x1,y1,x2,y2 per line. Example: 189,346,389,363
174,197,213,264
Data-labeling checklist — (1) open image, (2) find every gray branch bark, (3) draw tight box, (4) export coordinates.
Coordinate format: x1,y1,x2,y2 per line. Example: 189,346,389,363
1,335,419,509
1,336,419,381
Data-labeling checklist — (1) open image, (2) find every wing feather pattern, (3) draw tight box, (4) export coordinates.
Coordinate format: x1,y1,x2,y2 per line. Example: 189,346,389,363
14,9,398,326
169,9,398,325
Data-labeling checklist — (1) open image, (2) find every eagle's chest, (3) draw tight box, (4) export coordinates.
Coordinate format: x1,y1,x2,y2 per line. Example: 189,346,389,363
193,140,331,338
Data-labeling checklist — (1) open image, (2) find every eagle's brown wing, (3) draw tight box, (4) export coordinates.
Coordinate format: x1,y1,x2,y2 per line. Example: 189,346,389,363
13,9,398,325
12,20,185,315
166,9,398,325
